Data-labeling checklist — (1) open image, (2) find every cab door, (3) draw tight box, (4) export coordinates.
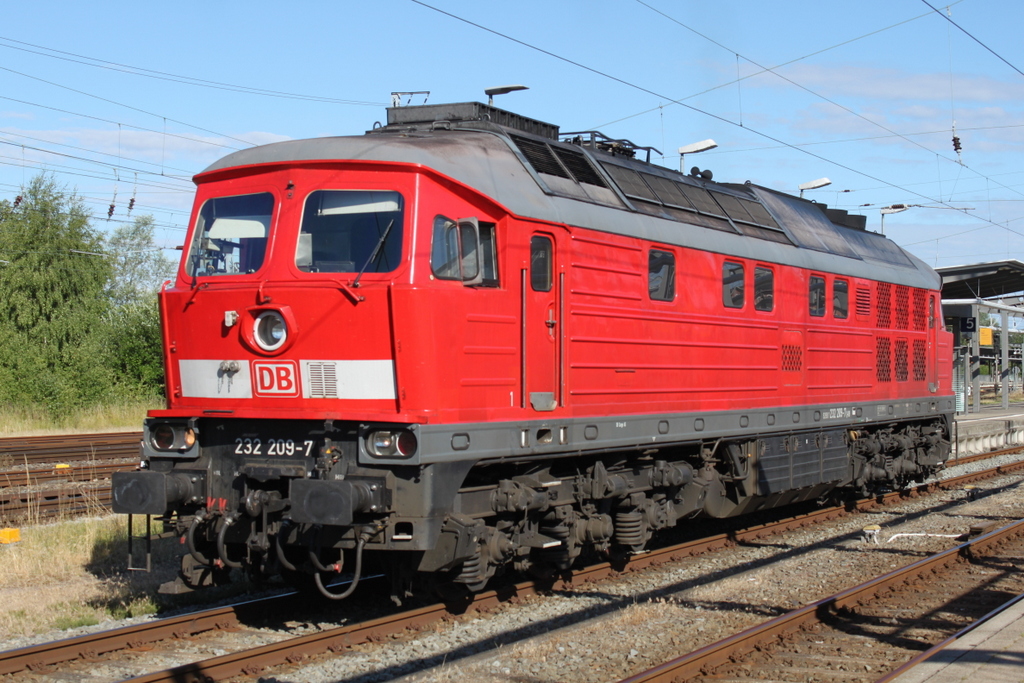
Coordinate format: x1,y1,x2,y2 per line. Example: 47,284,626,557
525,233,559,411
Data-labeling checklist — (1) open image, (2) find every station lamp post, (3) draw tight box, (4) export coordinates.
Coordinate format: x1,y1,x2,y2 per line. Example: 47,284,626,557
798,177,832,197
678,139,717,172
485,85,528,106
880,204,909,234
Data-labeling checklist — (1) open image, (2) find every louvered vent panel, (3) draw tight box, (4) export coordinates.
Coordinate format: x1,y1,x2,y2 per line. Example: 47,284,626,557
876,337,892,382
307,362,338,399
856,287,872,317
895,339,909,382
913,289,927,331
510,135,570,178
913,340,926,381
895,285,910,330
552,147,607,187
877,283,892,329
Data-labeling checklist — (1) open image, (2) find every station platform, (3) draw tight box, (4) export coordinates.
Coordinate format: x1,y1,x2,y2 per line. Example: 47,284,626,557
952,404,1024,457
890,594,1024,682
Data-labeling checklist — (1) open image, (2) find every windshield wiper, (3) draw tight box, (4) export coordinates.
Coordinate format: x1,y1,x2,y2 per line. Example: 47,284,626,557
352,219,394,289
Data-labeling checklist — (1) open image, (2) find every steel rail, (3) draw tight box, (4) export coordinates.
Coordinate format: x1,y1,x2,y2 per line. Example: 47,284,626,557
876,591,1024,682
617,517,1024,683
0,592,300,675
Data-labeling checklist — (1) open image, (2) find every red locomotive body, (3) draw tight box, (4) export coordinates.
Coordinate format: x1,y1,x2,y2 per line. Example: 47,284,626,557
114,102,954,599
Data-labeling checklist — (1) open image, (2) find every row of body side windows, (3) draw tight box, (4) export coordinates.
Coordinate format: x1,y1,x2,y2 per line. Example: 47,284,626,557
723,261,774,312
722,261,848,319
810,275,849,319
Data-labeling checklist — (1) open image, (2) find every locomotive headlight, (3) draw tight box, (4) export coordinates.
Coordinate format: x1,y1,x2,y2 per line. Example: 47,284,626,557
367,429,417,458
149,422,197,452
151,424,177,451
254,311,287,351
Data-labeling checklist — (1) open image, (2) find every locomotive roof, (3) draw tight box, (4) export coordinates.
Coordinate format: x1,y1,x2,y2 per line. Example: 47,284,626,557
201,103,939,290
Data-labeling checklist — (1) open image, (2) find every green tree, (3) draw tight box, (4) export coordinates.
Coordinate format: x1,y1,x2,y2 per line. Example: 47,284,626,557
103,214,175,397
0,174,115,413
105,215,176,308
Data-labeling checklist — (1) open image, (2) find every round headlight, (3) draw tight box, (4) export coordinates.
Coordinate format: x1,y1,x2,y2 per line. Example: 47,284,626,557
254,311,287,351
151,424,177,451
367,429,417,458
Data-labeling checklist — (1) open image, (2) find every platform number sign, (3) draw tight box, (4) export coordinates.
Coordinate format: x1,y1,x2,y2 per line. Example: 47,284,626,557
960,317,977,333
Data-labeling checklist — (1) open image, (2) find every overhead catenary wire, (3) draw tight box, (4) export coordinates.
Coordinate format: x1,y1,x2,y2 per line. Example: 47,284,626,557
409,0,1024,245
0,35,387,107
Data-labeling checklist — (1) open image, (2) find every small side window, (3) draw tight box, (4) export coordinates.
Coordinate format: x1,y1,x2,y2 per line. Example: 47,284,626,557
648,249,675,301
431,215,492,285
809,276,826,317
479,222,499,285
723,261,744,308
834,279,849,319
754,266,774,312
530,235,553,292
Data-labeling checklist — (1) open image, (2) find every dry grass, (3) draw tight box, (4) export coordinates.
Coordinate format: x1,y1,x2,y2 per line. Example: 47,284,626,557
0,514,176,638
0,399,162,437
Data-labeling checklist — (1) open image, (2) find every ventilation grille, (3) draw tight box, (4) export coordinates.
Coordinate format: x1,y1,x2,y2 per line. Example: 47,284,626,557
782,344,803,372
307,362,338,399
876,283,892,329
552,146,607,187
895,285,910,330
511,135,570,179
895,339,909,382
876,337,892,382
856,287,872,317
511,134,607,187
913,289,927,331
913,340,926,381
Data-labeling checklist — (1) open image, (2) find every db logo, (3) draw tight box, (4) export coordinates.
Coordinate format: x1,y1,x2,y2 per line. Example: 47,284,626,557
252,361,300,397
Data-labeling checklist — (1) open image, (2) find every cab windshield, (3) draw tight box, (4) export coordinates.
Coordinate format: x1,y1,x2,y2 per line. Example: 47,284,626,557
296,190,403,273
187,192,273,276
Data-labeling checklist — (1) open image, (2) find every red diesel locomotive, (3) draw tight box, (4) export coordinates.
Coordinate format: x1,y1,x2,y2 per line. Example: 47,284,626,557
113,101,955,600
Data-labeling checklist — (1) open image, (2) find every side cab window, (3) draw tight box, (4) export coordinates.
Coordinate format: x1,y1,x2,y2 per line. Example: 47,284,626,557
431,215,499,286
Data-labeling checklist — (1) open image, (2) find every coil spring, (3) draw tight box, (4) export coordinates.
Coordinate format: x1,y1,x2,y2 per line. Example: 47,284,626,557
614,510,645,549
455,550,485,585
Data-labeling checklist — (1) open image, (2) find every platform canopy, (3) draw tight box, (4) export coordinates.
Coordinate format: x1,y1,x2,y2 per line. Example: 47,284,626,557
938,260,1024,300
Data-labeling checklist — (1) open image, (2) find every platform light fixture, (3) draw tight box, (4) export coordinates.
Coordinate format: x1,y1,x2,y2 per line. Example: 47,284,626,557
678,139,717,172
880,204,910,234
798,177,832,197
485,85,528,106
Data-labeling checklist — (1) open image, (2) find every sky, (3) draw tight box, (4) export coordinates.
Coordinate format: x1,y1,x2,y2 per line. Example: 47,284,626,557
2,0,1024,272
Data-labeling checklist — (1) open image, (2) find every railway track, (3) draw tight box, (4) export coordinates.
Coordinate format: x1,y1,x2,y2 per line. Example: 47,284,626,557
4,454,1023,682
620,516,1024,683
0,432,139,465
0,432,139,523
